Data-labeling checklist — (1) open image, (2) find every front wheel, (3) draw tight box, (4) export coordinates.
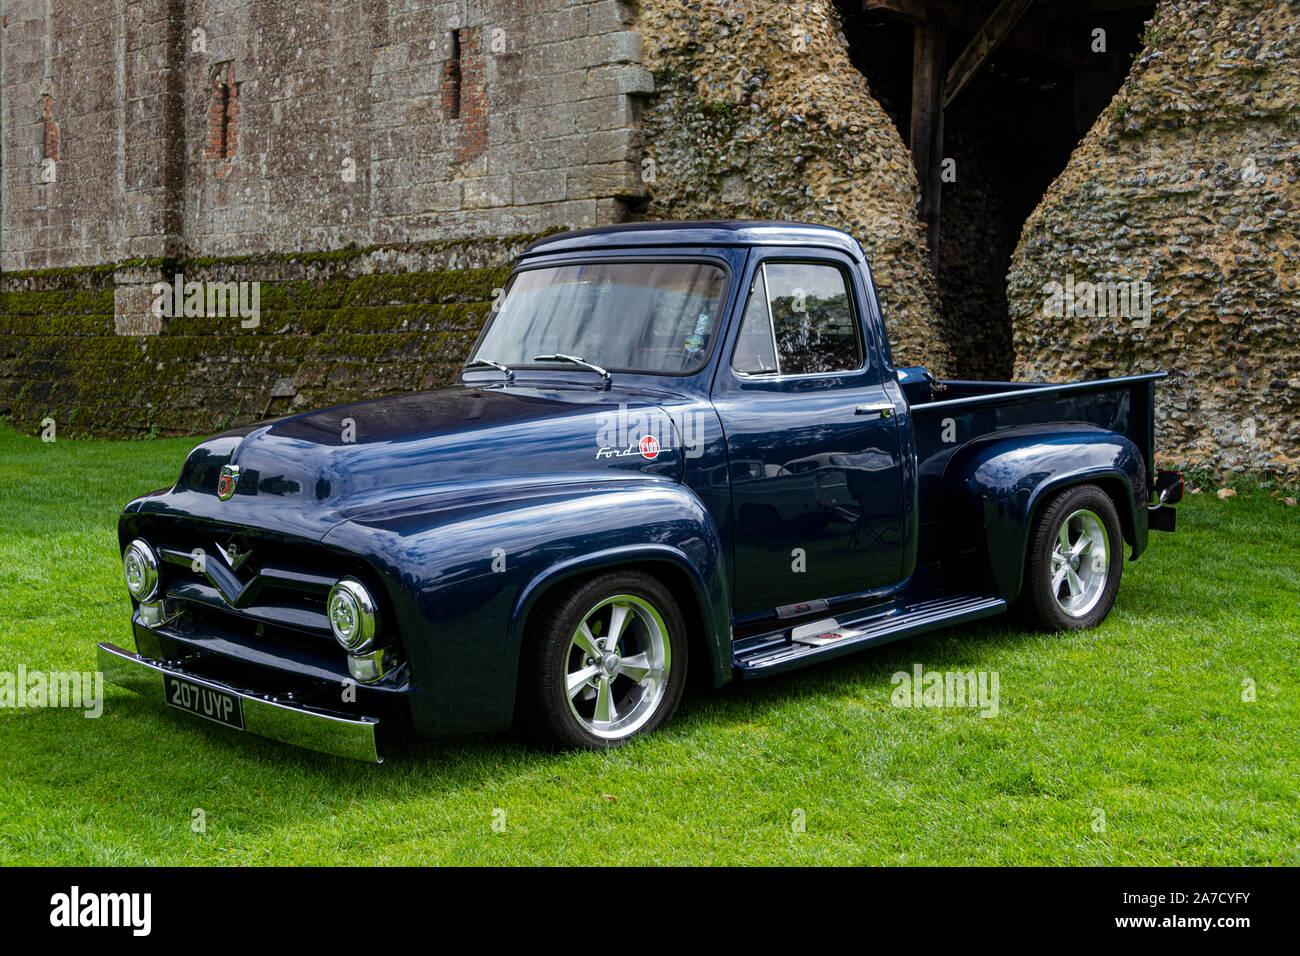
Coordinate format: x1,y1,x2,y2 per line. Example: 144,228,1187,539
1022,484,1124,631
518,570,688,749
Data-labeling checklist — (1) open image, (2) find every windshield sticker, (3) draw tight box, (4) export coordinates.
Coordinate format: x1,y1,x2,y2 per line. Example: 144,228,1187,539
683,313,710,353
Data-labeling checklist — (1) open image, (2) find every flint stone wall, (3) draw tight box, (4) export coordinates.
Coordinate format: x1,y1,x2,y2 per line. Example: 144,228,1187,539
634,0,955,376
1008,0,1299,475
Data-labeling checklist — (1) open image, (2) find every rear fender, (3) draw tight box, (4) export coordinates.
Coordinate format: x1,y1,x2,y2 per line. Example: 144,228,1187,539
939,424,1149,602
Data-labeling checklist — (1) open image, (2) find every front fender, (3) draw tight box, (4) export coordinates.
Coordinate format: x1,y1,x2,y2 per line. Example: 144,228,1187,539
322,479,730,735
939,424,1149,602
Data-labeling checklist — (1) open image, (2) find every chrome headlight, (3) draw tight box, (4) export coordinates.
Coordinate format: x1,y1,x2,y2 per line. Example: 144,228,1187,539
327,577,377,652
123,539,160,601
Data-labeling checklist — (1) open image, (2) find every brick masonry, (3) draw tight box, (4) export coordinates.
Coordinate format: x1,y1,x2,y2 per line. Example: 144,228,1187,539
203,61,240,163
41,94,57,163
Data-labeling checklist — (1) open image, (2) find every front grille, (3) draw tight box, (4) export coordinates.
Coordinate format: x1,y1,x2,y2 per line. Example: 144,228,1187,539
135,521,380,646
159,544,336,638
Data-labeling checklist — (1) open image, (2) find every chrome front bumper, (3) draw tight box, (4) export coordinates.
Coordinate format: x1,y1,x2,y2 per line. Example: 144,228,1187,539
96,642,382,763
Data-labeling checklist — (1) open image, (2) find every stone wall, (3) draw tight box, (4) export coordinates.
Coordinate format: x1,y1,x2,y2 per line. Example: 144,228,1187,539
3,0,1296,476
0,235,525,437
0,0,651,271
1008,0,1299,475
634,0,954,376
0,0,962,442
0,0,177,270
177,0,650,256
0,0,652,436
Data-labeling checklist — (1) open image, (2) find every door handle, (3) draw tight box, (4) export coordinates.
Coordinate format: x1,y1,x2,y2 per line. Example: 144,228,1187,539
855,402,894,419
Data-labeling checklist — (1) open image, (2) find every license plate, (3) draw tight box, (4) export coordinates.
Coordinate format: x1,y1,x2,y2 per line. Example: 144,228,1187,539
163,674,245,730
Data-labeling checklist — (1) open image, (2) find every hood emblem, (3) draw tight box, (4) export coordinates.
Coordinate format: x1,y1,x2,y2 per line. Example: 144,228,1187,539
217,464,241,500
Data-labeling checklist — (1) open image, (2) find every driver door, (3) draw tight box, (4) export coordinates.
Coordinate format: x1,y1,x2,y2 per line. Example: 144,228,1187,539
711,251,904,618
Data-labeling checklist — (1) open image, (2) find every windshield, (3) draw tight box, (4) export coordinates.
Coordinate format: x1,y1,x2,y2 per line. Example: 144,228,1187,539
471,260,728,375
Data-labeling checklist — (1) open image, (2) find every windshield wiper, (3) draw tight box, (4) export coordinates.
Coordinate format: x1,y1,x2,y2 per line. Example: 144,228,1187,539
532,353,611,383
463,358,514,380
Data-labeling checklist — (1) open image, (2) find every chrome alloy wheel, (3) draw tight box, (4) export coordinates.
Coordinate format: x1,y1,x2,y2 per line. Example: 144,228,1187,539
564,594,670,740
1050,509,1110,618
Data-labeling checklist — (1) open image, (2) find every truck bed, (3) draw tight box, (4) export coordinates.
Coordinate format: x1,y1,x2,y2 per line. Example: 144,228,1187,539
898,368,1165,594
902,370,1162,468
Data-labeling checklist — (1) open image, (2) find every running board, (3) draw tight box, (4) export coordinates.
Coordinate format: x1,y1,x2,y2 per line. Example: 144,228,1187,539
733,594,1006,677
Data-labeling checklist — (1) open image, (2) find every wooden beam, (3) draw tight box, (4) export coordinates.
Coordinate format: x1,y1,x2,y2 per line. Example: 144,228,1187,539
909,18,945,269
862,0,930,23
866,3,1088,73
942,0,1037,109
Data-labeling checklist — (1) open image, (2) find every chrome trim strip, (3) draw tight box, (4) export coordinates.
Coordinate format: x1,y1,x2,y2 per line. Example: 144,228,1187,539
96,642,382,763
761,263,781,375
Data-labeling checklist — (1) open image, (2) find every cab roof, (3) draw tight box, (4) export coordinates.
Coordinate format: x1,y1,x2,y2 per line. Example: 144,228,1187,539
521,220,866,261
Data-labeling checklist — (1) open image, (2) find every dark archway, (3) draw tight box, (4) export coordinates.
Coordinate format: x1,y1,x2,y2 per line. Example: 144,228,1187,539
835,0,1156,379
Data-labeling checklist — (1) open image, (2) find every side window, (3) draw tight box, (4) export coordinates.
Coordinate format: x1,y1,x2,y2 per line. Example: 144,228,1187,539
731,261,863,376
732,270,778,374
765,262,862,375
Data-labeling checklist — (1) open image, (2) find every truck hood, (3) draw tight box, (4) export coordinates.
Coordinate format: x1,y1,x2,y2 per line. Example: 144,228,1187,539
134,385,688,540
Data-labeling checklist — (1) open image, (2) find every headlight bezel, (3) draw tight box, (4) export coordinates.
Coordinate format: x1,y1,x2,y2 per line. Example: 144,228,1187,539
123,538,160,602
327,577,378,653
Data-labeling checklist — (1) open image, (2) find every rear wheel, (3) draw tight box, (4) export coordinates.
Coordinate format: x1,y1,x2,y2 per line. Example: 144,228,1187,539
519,570,688,749
1022,484,1124,631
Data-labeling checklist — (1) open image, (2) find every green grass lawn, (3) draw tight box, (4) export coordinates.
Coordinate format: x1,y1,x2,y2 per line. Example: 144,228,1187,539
0,423,1296,865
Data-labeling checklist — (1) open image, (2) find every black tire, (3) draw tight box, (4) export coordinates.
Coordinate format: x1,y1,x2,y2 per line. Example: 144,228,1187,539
1022,483,1124,631
518,570,689,750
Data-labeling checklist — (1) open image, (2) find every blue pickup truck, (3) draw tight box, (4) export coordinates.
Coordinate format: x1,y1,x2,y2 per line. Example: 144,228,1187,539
99,221,1183,761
